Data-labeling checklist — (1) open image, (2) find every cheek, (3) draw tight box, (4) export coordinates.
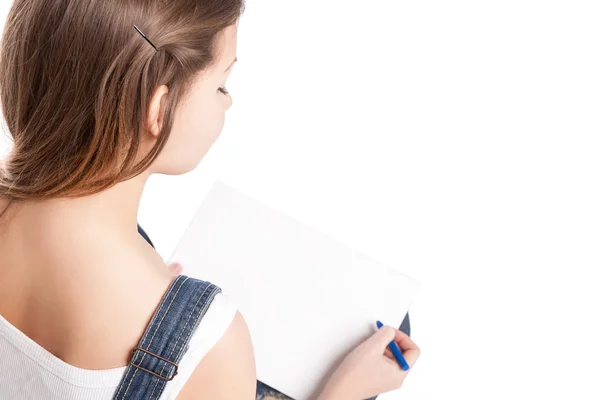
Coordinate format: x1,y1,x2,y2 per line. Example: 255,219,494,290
154,98,226,174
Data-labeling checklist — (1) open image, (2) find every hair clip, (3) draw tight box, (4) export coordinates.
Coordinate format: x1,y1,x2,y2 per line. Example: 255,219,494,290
133,25,159,52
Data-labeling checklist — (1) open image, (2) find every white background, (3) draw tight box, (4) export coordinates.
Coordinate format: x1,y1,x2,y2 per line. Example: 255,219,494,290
1,1,599,399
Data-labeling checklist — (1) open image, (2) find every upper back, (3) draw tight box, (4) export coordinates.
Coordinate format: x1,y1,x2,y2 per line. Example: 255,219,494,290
0,277,256,400
0,220,256,399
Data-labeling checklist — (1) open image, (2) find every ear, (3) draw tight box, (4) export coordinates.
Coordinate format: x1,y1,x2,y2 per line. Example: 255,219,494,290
146,84,169,138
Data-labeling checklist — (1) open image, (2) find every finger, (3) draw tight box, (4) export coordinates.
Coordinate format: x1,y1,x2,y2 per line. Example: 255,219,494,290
381,333,417,368
168,263,183,275
383,347,393,360
392,331,421,367
393,330,419,353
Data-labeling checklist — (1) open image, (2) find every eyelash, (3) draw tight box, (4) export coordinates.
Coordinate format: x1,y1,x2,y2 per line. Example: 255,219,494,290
218,87,229,95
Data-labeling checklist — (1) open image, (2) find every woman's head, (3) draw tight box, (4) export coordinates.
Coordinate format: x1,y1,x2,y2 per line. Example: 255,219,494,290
0,0,244,201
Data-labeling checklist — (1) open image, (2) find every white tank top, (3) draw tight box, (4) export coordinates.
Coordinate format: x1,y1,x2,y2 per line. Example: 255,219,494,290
0,292,237,399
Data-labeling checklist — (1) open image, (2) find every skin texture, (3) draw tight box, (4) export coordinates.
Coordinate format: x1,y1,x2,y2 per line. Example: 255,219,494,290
0,23,258,399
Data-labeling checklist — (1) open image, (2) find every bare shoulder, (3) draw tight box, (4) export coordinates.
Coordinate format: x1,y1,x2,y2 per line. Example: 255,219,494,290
176,311,256,400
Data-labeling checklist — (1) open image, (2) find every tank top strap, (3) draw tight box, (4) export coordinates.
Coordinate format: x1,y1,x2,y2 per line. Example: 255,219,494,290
112,274,222,400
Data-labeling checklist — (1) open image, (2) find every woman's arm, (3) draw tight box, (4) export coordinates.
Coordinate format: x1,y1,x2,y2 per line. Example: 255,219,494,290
176,311,257,399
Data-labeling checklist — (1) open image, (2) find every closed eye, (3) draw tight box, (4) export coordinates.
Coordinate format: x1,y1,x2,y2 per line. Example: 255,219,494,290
218,87,229,95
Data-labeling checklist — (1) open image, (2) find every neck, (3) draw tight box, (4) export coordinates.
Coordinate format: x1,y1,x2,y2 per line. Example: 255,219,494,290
29,172,145,230
0,171,155,273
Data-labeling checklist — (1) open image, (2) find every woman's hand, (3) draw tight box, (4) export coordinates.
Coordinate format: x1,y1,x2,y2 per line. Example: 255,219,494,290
318,325,421,400
167,262,183,276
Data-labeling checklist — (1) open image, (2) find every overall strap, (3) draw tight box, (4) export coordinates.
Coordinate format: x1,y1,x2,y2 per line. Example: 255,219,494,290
113,274,222,400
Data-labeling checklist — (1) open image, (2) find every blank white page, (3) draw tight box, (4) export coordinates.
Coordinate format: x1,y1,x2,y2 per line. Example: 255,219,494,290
168,180,421,399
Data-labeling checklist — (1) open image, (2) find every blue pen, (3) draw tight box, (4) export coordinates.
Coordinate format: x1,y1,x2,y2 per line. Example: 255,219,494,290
376,320,410,371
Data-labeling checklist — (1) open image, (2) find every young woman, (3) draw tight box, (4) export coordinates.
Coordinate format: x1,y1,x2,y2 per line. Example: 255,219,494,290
0,1,420,399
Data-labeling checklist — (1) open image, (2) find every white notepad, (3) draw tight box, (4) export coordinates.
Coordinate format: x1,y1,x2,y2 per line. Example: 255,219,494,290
168,180,421,399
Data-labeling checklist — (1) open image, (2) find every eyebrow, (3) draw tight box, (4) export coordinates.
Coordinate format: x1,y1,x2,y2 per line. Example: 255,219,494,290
225,57,238,72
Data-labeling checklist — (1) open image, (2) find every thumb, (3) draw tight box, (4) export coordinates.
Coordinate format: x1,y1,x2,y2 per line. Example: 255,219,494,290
371,325,397,351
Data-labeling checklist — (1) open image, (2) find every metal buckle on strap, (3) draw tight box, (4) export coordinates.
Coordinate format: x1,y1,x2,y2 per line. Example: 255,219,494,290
129,346,179,381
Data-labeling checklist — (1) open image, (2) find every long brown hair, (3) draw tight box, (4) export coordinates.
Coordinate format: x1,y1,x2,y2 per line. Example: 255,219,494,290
0,0,245,202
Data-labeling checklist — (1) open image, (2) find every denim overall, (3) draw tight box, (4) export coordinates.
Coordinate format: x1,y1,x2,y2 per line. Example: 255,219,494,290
112,273,221,400
134,224,411,400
